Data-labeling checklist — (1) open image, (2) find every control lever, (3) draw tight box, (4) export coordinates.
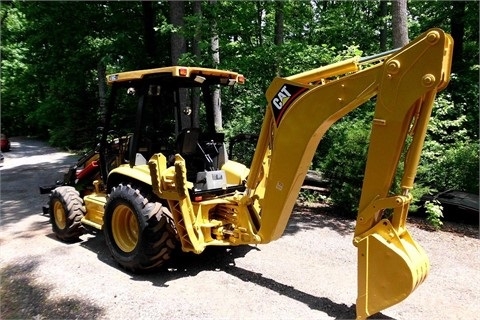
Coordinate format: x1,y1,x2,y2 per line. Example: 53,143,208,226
197,142,215,171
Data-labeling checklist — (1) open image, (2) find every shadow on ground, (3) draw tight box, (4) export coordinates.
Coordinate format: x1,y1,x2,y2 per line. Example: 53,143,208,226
286,203,355,237
79,235,393,320
0,259,104,319
148,246,392,319
0,161,73,228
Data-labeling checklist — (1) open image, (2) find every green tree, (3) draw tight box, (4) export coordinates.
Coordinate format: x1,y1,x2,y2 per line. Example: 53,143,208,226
1,0,477,214
1,2,30,135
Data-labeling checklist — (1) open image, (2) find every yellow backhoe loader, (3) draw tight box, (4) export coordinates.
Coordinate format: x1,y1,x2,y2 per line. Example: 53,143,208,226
41,28,453,319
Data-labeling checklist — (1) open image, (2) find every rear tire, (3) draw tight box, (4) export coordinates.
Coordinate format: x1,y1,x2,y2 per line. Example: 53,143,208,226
49,186,86,242
103,183,177,273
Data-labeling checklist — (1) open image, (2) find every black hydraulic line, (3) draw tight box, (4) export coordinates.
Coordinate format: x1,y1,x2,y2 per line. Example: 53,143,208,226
358,48,400,64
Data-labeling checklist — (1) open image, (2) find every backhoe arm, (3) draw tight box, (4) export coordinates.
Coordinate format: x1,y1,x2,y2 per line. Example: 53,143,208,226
246,29,453,318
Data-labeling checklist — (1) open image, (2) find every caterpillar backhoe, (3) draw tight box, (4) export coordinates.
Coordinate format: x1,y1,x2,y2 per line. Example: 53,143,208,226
41,28,453,319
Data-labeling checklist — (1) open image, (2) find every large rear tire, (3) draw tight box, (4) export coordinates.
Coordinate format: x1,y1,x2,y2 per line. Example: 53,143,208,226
49,186,86,242
103,183,177,273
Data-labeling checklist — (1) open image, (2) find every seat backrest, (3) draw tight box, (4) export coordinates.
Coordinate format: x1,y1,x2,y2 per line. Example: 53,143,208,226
176,128,201,155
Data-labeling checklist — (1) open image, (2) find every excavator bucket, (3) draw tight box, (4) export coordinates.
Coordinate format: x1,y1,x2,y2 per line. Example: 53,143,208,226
355,219,429,319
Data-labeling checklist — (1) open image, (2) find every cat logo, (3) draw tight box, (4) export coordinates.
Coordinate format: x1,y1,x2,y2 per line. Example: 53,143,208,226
270,84,308,126
272,85,292,110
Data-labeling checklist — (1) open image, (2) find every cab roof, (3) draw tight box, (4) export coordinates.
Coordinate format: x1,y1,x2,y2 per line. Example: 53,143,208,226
106,66,244,87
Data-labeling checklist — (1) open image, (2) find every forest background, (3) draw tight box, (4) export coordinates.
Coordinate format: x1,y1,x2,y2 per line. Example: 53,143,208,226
1,0,478,216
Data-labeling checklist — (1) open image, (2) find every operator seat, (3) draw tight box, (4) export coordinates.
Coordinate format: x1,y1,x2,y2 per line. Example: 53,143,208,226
176,128,201,155
176,128,228,169
176,128,203,182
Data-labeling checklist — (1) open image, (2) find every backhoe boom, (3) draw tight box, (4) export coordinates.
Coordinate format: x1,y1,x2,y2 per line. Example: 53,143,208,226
245,28,453,318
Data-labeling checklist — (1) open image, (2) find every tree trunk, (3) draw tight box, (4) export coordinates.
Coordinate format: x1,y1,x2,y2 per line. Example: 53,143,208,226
391,0,409,48
191,1,202,128
97,60,107,123
192,1,202,62
378,1,388,51
142,1,157,67
450,1,465,69
256,2,264,46
274,1,284,76
170,1,186,65
210,0,222,132
170,1,189,130
274,2,284,46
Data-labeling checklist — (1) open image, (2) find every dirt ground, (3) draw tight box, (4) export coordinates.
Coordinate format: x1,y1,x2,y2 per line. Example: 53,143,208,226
1,137,479,320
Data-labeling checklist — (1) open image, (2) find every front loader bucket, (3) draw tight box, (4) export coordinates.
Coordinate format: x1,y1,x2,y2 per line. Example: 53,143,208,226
354,219,429,319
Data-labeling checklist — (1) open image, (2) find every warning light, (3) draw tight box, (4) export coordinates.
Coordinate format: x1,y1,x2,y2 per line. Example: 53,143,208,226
179,68,188,76
237,75,245,84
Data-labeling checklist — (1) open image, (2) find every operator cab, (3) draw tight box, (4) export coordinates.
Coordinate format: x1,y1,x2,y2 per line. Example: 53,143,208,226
102,66,247,197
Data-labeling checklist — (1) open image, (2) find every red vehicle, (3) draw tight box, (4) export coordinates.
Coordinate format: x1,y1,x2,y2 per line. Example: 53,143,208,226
0,133,10,152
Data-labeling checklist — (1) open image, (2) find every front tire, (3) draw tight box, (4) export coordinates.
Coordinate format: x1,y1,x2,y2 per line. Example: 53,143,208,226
103,183,177,273
49,186,86,242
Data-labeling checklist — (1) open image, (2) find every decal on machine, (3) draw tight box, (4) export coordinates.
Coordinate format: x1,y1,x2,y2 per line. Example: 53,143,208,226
271,84,308,126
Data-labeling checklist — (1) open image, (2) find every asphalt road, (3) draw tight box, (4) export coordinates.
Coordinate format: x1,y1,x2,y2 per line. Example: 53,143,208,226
1,137,479,320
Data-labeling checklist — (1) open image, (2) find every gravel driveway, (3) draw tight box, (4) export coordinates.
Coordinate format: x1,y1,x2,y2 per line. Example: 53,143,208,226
1,137,479,320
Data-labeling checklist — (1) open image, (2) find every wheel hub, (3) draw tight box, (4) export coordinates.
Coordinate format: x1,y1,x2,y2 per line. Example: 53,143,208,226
53,200,67,230
111,204,139,253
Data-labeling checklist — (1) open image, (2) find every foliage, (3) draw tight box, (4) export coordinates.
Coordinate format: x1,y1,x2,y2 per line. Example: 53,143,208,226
316,119,371,216
1,1,478,224
423,199,444,230
419,92,479,194
420,140,479,194
298,189,328,205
